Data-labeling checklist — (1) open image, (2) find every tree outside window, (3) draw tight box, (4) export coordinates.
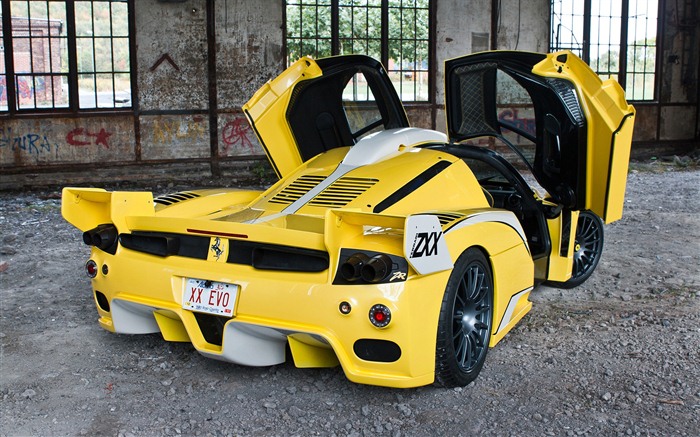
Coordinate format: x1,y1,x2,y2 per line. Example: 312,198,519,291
286,0,431,102
550,0,658,101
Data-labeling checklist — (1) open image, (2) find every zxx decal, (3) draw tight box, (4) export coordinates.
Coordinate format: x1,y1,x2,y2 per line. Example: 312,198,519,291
410,231,442,258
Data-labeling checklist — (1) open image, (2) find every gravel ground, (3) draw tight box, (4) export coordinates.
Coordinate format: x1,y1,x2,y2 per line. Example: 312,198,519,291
1,166,698,437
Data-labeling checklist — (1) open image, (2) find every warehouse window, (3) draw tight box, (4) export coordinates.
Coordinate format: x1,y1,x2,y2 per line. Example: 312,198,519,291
1,0,133,113
550,0,658,101
285,0,431,102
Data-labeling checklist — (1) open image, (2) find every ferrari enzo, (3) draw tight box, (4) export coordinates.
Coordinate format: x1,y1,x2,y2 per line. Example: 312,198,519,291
62,50,634,388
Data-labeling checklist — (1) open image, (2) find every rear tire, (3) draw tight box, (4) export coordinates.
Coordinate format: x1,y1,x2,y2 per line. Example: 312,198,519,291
435,248,494,387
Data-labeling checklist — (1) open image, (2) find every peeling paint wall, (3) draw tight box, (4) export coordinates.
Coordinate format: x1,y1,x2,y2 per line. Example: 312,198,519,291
1,117,134,166
136,1,209,111
215,0,284,109
653,0,699,145
1,0,697,189
495,0,550,52
140,115,210,160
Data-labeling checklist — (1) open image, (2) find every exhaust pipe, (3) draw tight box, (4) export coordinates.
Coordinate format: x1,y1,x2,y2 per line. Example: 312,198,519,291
83,224,119,254
340,253,370,282
361,254,392,283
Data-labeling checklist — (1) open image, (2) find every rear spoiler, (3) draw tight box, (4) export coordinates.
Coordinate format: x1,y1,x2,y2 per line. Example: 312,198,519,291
62,188,155,232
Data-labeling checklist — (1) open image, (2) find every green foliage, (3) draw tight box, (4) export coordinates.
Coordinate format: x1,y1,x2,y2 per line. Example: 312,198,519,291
591,37,657,100
286,0,430,68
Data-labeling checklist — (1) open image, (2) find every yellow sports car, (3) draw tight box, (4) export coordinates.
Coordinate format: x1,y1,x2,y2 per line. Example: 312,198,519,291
62,51,634,388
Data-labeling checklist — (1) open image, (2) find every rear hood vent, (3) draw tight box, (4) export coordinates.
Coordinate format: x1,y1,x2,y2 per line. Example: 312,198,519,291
269,175,327,204
308,177,378,207
269,175,378,208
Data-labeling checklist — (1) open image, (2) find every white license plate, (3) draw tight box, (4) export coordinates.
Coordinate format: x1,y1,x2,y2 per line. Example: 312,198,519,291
183,278,238,317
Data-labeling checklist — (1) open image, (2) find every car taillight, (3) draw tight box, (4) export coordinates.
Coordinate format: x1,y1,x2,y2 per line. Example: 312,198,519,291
369,304,391,328
85,260,98,278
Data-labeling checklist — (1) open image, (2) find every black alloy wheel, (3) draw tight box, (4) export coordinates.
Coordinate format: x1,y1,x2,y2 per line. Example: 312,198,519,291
549,210,605,289
435,248,494,387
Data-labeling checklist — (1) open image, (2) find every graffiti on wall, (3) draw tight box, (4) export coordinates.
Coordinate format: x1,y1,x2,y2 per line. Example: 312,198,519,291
221,117,256,155
1,126,115,160
152,117,207,144
66,128,112,148
498,107,536,145
498,108,536,135
0,127,60,156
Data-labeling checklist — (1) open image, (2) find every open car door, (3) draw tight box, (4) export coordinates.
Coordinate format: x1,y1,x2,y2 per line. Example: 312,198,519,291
445,50,635,223
243,55,409,179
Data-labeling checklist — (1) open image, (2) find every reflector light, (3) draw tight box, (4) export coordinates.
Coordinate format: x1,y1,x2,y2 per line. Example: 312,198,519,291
85,260,98,278
369,304,391,328
339,301,352,315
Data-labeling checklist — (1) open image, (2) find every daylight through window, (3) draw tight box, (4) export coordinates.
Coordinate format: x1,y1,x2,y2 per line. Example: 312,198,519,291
550,0,658,100
1,0,132,112
286,0,431,102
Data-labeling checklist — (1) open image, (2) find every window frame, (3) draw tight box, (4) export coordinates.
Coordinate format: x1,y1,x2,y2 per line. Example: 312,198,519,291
284,0,434,104
549,0,660,102
1,0,136,116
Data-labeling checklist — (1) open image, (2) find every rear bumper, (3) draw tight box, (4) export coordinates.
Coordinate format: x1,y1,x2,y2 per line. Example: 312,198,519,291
88,246,447,388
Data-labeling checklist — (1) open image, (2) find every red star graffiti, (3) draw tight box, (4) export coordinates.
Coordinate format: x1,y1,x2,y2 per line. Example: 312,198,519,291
66,128,113,149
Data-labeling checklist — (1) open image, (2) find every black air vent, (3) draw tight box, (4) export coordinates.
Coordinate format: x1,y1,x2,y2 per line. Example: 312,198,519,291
228,240,329,272
354,339,401,362
309,177,378,207
434,212,467,226
548,78,584,127
268,175,327,205
154,191,200,206
120,232,210,259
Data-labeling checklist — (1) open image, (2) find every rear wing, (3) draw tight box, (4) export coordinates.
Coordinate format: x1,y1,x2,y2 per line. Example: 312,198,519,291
62,188,155,232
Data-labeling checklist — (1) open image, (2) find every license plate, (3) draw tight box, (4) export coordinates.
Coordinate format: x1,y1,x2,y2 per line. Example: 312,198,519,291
183,278,238,317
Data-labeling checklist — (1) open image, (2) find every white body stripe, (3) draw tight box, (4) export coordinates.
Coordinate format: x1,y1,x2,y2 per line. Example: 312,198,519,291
494,287,533,334
253,128,446,223
446,211,529,248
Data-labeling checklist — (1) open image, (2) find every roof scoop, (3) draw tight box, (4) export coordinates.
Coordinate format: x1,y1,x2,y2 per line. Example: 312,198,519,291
342,128,447,167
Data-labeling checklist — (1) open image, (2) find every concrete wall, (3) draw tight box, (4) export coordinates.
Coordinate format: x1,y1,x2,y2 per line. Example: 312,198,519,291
654,0,699,144
1,0,697,189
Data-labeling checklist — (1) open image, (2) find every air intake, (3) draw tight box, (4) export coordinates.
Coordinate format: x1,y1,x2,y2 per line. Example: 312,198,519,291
434,212,466,226
268,175,327,205
154,191,200,206
308,177,378,207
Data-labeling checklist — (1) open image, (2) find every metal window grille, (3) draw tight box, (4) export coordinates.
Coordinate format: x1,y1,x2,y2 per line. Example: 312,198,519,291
550,0,658,101
1,0,133,113
285,0,431,102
